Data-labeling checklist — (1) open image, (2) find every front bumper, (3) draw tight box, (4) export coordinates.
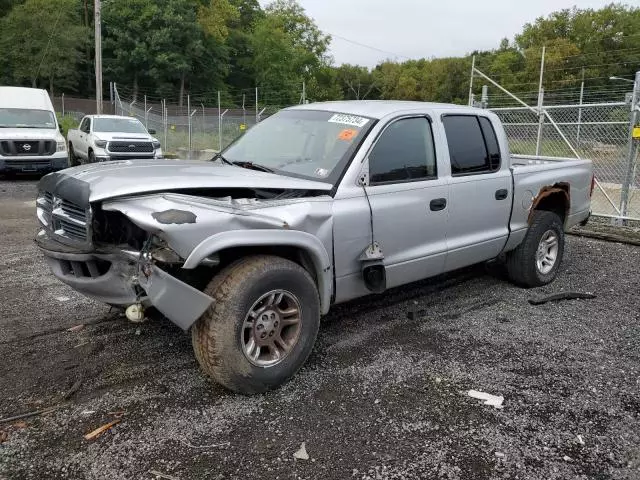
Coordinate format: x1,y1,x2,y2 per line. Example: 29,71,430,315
35,230,213,330
0,152,69,173
93,147,163,162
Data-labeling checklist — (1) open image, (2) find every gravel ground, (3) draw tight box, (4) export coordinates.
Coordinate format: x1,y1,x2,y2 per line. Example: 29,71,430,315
0,177,638,480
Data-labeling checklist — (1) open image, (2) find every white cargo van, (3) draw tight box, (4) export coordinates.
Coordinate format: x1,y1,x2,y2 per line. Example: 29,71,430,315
0,87,69,174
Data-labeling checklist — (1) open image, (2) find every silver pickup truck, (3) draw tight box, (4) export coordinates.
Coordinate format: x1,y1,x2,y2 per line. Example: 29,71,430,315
35,101,593,394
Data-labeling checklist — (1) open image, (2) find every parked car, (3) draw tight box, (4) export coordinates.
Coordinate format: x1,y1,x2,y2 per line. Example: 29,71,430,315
35,101,593,394
0,86,68,175
67,115,163,165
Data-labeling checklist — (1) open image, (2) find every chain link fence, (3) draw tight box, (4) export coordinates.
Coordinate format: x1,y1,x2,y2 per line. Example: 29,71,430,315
113,86,270,160
491,102,639,221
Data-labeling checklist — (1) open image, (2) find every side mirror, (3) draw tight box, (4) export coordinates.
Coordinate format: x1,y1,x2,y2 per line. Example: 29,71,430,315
59,125,64,134
148,129,156,135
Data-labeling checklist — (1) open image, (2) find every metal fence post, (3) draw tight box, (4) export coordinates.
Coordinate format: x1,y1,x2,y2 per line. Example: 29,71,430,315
535,46,546,156
619,70,640,222
468,55,475,106
576,68,585,145
481,85,488,109
61,93,65,117
218,91,222,152
187,95,191,160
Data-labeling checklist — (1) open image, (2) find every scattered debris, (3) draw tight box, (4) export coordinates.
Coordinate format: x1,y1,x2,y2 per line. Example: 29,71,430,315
149,470,180,480
528,292,596,306
135,327,142,336
12,421,27,429
0,430,8,443
109,411,126,418
374,399,381,404
56,296,71,302
467,390,504,409
0,405,60,425
84,419,121,441
62,379,83,400
293,442,310,460
74,341,89,349
563,455,573,462
494,451,506,458
435,377,442,384
81,410,96,416
67,324,85,332
577,434,585,445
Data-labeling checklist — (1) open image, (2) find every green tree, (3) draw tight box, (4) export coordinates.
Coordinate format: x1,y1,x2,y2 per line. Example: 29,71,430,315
0,0,87,94
250,0,331,105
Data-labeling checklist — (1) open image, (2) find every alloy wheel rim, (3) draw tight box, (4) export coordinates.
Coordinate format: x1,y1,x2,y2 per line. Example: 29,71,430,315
536,230,559,275
241,290,302,367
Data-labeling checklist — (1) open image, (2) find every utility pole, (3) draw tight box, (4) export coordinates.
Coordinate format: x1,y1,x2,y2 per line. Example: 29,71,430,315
94,0,103,114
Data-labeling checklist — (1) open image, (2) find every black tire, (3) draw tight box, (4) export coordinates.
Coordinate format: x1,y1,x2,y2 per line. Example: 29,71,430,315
506,210,565,288
68,144,80,166
192,255,320,394
88,149,95,163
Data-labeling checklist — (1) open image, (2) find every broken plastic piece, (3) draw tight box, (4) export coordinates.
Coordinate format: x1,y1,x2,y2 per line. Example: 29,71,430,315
293,442,309,460
529,292,596,305
467,390,504,409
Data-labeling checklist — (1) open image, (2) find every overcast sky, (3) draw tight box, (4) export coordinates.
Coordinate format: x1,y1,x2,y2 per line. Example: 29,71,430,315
259,0,633,67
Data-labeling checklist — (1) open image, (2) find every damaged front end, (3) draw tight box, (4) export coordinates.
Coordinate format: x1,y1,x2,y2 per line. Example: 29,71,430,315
36,181,334,330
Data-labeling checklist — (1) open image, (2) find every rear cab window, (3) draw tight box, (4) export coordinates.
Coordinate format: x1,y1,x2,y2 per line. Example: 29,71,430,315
442,115,501,176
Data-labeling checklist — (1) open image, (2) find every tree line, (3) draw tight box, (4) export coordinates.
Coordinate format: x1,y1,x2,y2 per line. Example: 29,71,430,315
0,0,638,107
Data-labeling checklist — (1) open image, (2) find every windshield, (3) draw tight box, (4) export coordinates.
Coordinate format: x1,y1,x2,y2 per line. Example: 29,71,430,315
223,109,374,183
93,117,148,134
0,108,56,128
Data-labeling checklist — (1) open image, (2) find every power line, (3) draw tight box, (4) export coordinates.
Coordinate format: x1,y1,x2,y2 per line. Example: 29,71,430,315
328,33,412,60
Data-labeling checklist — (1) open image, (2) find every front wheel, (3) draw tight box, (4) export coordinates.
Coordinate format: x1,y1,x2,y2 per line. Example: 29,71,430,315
88,150,96,163
68,144,80,166
192,255,320,394
506,210,565,287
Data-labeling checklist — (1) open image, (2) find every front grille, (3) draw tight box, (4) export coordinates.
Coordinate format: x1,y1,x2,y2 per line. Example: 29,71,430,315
0,140,55,156
37,192,90,244
108,141,153,153
58,258,111,278
5,159,51,168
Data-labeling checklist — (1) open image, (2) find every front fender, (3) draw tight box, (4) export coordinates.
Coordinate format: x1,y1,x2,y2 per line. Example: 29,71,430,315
183,229,333,315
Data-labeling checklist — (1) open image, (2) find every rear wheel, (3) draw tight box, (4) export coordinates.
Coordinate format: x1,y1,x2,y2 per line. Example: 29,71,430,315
506,210,565,287
68,144,80,166
192,255,320,394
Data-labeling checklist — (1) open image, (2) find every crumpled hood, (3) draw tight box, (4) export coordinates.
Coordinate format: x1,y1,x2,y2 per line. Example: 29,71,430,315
38,159,332,204
0,127,62,140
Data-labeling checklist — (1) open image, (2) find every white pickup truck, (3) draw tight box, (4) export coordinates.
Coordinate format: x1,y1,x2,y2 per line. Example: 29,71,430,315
36,101,593,394
67,115,163,165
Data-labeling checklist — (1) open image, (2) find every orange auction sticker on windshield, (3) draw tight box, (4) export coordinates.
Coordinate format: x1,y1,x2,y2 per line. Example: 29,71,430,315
338,129,357,141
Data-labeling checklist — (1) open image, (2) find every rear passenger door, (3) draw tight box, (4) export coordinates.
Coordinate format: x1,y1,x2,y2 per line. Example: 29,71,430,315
365,116,449,288
441,114,511,271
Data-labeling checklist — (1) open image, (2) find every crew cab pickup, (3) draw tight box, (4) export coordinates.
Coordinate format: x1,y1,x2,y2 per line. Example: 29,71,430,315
67,115,163,165
35,101,593,394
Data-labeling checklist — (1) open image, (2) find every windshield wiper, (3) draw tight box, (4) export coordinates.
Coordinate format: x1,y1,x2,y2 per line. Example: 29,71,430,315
211,152,233,165
231,161,274,173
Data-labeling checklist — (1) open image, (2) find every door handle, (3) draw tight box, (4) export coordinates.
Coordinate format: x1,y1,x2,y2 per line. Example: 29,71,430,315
495,189,509,200
429,198,447,211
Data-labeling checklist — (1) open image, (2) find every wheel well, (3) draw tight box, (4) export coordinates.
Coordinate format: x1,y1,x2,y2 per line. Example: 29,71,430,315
214,246,320,289
530,183,570,226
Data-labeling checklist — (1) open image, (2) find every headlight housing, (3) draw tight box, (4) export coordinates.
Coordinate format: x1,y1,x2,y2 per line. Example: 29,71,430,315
94,139,107,148
56,141,67,152
152,140,161,149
